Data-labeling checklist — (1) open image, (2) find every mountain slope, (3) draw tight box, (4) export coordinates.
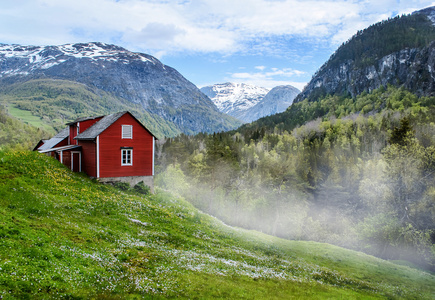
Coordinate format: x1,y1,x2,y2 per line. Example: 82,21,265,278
295,6,435,103
0,79,180,138
0,150,434,299
0,105,51,150
201,83,270,122
0,43,240,136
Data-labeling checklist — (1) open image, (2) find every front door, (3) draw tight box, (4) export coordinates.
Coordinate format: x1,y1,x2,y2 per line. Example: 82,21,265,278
71,151,81,172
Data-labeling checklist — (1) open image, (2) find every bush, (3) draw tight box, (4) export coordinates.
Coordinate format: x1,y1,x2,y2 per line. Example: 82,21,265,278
133,181,150,195
113,181,130,191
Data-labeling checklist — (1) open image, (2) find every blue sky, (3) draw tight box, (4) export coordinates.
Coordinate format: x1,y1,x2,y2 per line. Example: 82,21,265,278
1,0,434,91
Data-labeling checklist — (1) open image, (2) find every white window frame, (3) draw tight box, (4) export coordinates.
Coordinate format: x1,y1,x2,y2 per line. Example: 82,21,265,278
76,123,80,145
121,148,133,166
122,125,133,139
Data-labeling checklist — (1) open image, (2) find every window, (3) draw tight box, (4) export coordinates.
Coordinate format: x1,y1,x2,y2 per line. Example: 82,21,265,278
121,148,132,166
122,125,133,139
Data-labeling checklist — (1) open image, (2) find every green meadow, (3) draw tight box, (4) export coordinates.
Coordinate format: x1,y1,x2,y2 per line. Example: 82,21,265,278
6,105,56,133
0,151,434,299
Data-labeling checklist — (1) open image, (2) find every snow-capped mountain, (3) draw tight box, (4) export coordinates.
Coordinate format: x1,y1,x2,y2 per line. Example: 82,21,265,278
0,42,240,135
200,83,270,121
239,85,300,122
0,43,158,74
201,82,300,123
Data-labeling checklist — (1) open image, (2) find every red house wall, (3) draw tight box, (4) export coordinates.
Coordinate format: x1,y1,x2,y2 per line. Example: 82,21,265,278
69,118,103,145
69,125,77,145
56,138,69,148
80,118,103,133
98,113,154,178
56,138,70,168
62,151,72,170
79,140,97,178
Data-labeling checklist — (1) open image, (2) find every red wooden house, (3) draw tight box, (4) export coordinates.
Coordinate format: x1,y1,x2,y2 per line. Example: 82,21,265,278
35,111,156,192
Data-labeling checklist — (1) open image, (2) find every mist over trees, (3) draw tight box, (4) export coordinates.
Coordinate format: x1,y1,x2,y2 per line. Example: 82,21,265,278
156,86,435,271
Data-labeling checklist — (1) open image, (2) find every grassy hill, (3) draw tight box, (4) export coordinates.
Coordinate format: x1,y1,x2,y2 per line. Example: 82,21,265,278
1,151,434,299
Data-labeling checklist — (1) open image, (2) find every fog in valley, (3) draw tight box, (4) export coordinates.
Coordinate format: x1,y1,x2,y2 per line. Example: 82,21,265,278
155,107,435,271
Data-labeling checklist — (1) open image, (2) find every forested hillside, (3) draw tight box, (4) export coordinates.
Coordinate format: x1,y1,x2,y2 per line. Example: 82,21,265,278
327,11,435,70
239,85,435,135
156,86,435,271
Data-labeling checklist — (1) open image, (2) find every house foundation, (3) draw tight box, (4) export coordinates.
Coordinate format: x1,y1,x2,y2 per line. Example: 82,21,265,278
98,176,154,193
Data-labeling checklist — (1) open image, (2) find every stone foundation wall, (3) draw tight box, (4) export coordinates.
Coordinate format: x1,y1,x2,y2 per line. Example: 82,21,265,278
98,176,154,193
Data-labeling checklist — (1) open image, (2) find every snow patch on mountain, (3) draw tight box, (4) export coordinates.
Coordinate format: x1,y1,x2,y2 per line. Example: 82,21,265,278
0,42,157,75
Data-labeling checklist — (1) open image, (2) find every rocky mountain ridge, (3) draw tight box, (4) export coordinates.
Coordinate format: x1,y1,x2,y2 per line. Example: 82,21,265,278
0,42,240,135
295,6,435,103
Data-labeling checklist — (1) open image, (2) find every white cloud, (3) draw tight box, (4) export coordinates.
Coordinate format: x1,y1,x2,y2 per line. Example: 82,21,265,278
2,0,433,54
0,0,433,87
228,66,306,89
123,23,186,49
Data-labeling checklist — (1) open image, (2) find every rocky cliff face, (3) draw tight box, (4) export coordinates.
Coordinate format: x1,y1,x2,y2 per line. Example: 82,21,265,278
297,43,435,102
295,6,435,102
0,42,239,134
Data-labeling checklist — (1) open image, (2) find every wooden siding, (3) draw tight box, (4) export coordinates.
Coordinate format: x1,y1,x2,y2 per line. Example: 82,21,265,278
99,113,154,178
69,117,103,145
62,151,72,170
79,140,97,177
56,138,69,148
69,125,76,145
80,118,103,134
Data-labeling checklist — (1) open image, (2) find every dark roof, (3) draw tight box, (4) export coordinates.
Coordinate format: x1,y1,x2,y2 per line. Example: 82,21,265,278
32,139,46,151
75,111,157,140
52,127,70,139
75,111,126,140
66,115,104,125
37,127,69,151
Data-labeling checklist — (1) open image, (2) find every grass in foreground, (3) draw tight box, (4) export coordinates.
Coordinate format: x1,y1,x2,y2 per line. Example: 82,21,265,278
0,151,434,299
